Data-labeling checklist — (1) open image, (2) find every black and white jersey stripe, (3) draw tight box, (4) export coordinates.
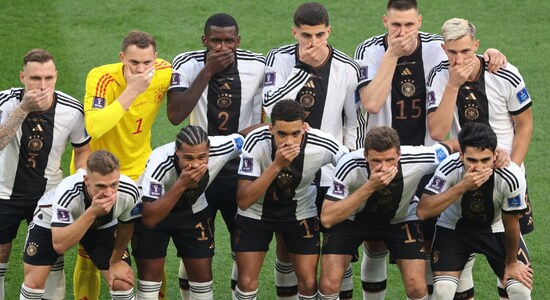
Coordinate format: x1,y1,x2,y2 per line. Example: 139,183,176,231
495,167,520,193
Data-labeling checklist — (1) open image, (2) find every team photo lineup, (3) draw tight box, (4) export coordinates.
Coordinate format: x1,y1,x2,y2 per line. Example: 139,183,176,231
1,0,545,299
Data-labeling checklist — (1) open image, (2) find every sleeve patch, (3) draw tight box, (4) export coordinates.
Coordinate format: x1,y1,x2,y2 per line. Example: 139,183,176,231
436,148,447,162
428,176,446,192
130,202,142,217
359,66,368,81
332,181,345,196
234,136,244,150
516,87,530,104
507,195,522,208
92,97,106,108
241,157,253,173
427,91,436,106
171,73,180,86
57,209,70,222
264,72,275,86
149,182,163,197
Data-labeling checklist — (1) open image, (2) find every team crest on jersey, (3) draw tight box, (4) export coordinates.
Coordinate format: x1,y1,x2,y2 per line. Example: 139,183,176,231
57,209,70,222
507,194,522,208
26,242,38,257
264,72,275,86
427,91,436,106
241,157,253,173
130,202,142,217
234,136,244,150
171,73,180,86
516,87,530,104
332,181,345,196
149,182,163,197
428,176,446,192
359,66,368,81
435,148,447,162
92,97,106,108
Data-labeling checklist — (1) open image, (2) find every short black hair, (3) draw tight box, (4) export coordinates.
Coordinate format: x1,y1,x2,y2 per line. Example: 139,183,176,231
270,100,305,125
204,13,239,34
176,125,210,150
387,0,418,11
294,2,329,27
458,122,498,153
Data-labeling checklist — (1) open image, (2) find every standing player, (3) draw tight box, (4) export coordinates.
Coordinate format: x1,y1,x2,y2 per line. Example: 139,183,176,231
319,126,456,300
72,30,172,300
354,1,506,297
20,150,140,300
426,18,533,297
417,123,532,299
0,49,91,300
168,13,265,296
263,3,363,298
233,100,348,300
133,125,245,299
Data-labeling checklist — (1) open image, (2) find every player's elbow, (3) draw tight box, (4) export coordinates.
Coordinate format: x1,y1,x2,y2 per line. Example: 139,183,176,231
320,214,335,229
428,127,446,142
363,100,382,114
415,205,430,221
167,112,184,126
52,238,70,255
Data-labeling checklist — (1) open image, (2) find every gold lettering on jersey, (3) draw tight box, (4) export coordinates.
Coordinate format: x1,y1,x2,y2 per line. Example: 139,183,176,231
305,80,316,88
466,93,477,101
28,138,43,152
401,80,416,97
401,67,412,76
217,94,232,109
220,82,231,90
299,93,315,108
464,105,480,120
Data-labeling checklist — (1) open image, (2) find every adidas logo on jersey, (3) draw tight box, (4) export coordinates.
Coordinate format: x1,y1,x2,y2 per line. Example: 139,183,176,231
305,80,315,88
220,83,231,90
466,93,477,101
32,124,44,132
401,68,412,76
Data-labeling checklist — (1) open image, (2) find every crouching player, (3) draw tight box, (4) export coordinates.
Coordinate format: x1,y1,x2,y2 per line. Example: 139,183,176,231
133,125,245,299
21,150,140,300
417,123,533,299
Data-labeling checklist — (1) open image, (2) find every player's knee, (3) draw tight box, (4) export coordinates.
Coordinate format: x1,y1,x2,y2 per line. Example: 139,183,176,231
237,275,259,291
111,278,134,291
433,276,459,300
23,277,47,290
404,275,427,298
319,275,340,295
505,280,531,300
299,275,318,293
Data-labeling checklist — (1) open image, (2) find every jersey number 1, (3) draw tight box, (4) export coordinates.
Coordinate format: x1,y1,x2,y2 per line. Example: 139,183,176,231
133,118,143,135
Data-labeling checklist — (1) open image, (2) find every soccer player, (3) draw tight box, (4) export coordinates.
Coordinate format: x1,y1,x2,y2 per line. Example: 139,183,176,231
0,49,91,300
318,126,456,300
417,123,533,299
426,18,534,297
354,1,506,297
72,30,172,300
262,3,363,297
168,13,265,295
20,150,140,300
133,125,245,299
233,100,348,300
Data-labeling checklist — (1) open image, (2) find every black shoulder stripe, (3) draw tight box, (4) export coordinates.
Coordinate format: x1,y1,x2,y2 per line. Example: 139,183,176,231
266,44,296,66
58,183,84,208
439,157,463,176
419,32,444,42
210,140,235,157
243,129,271,153
118,181,140,202
332,49,360,73
151,156,175,182
335,158,366,180
495,168,520,193
236,49,265,64
427,60,449,86
56,94,84,114
263,69,309,106
489,67,522,88
172,51,204,70
307,133,339,153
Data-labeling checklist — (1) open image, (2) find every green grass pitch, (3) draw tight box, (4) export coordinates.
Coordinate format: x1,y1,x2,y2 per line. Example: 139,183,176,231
1,0,548,298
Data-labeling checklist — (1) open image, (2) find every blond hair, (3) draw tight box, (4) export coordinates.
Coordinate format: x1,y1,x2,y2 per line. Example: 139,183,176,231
441,18,476,41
